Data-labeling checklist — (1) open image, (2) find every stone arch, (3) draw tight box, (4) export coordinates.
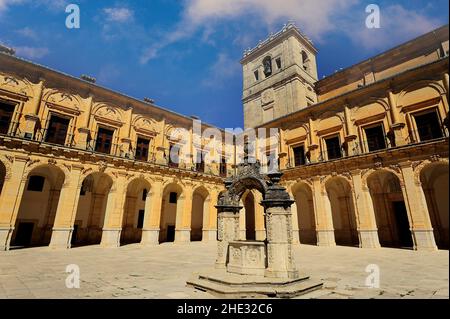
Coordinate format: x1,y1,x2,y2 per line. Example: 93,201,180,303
71,172,113,247
0,157,11,195
120,176,152,246
292,181,317,245
191,185,210,242
240,190,257,241
325,176,359,247
366,170,413,248
0,73,35,97
159,182,184,243
419,162,449,249
11,164,66,248
362,167,403,191
397,80,446,106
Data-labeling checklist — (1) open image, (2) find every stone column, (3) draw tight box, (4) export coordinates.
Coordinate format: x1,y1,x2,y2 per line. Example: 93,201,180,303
388,90,406,146
399,162,437,251
311,177,336,246
49,165,84,249
239,202,246,240
76,95,93,150
100,173,127,248
120,107,133,158
202,188,218,242
308,118,319,162
215,208,241,269
23,80,44,139
350,170,381,248
141,180,163,245
262,172,298,279
344,105,358,156
290,197,300,244
0,156,28,251
175,184,193,243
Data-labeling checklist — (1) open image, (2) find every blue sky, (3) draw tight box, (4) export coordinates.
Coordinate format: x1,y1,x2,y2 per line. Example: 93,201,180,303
0,0,448,128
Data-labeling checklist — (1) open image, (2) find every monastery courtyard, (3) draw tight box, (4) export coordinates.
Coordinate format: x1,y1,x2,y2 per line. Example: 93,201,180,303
0,243,447,299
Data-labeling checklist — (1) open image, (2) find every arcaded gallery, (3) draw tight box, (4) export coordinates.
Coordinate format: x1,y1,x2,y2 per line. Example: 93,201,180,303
0,23,448,253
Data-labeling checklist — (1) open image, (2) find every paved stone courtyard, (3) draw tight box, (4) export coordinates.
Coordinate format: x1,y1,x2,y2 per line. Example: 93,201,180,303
0,243,448,299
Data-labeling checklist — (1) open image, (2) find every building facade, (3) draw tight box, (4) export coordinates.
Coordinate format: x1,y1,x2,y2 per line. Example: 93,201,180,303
0,24,448,252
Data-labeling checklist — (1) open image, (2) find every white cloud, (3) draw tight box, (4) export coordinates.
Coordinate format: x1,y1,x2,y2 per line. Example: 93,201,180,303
351,5,443,50
140,0,357,63
103,7,134,23
141,0,445,64
16,27,38,40
202,53,240,88
14,46,49,59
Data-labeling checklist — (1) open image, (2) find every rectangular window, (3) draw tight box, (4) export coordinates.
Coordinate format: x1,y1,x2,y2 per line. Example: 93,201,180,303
0,101,15,135
135,137,150,161
254,70,259,81
325,136,342,160
45,115,70,145
365,125,387,152
219,157,227,177
276,57,282,69
168,144,180,168
27,176,45,192
414,111,443,142
196,151,205,173
137,210,145,229
95,127,114,154
293,145,306,167
169,192,177,204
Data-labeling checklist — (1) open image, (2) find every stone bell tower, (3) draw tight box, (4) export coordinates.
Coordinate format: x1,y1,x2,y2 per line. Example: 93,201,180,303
241,23,319,129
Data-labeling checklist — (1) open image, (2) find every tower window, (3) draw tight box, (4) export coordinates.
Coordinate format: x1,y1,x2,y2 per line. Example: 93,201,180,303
301,51,310,72
27,176,45,192
276,57,282,70
254,70,259,81
263,56,272,77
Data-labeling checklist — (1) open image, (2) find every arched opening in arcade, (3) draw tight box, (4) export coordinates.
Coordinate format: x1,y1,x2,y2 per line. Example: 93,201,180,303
367,170,414,249
120,177,152,246
71,172,113,247
292,182,317,245
11,165,65,249
325,177,359,247
420,163,449,250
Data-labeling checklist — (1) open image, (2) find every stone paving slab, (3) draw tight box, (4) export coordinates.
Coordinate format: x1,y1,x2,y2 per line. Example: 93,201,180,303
0,243,448,299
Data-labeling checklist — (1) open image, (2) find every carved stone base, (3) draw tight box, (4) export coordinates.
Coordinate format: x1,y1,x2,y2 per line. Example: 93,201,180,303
0,227,13,251
187,270,323,299
413,229,438,251
227,241,266,276
49,228,72,249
